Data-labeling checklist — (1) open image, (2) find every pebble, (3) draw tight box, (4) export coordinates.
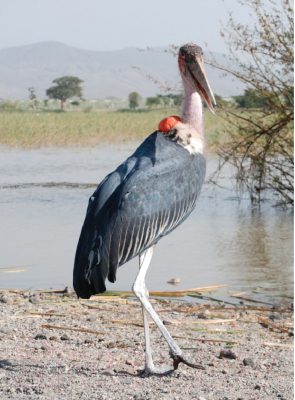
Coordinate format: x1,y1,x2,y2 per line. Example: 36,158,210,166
167,278,180,284
272,304,282,310
29,296,41,304
219,350,237,360
87,316,96,322
243,358,255,368
269,314,281,321
60,334,70,341
0,359,13,367
198,312,209,320
0,296,9,303
34,333,48,340
63,286,74,294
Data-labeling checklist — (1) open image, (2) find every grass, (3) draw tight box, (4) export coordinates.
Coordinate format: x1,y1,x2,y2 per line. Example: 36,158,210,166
0,108,227,149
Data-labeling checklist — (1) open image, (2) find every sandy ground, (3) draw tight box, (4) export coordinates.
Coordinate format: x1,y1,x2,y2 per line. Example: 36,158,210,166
0,289,293,400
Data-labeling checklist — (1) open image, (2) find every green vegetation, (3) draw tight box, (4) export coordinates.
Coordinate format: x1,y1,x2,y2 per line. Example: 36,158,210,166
146,96,161,108
128,92,141,109
206,0,294,206
233,89,270,109
0,108,225,149
28,87,37,111
46,76,84,110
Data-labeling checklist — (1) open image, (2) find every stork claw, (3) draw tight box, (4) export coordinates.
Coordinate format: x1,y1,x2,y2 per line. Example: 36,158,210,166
139,364,175,376
170,353,205,370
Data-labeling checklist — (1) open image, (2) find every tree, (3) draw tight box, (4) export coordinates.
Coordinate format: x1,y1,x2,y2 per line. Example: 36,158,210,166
156,94,171,107
71,100,80,108
233,89,270,109
46,76,84,110
128,92,141,109
146,97,161,108
206,0,293,206
166,93,183,107
28,87,37,111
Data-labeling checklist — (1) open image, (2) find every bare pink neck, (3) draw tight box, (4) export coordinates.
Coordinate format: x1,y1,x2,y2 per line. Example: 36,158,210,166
181,79,204,137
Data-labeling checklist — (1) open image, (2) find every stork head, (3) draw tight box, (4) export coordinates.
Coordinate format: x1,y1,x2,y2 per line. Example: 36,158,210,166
179,43,216,114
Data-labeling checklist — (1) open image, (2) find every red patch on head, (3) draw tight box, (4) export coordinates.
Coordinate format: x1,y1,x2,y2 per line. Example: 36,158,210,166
158,116,182,132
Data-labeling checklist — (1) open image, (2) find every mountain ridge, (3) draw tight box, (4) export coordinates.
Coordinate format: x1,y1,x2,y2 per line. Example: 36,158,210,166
0,41,243,99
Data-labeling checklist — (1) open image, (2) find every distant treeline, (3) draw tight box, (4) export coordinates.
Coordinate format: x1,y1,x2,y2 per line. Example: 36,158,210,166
1,89,291,111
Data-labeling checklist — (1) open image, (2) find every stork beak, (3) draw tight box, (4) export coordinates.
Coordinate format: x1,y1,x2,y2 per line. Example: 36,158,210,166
187,59,216,115
179,44,216,114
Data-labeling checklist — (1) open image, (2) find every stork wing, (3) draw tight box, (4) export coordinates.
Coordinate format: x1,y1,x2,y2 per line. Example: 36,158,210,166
73,132,206,298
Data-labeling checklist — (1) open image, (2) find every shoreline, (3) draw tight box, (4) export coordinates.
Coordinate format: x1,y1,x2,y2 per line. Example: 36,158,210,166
0,289,293,399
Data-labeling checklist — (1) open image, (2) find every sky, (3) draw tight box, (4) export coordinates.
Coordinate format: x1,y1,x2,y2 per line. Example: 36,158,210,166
0,0,257,53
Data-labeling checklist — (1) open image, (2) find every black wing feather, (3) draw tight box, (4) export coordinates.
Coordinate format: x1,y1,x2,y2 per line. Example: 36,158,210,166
73,132,206,298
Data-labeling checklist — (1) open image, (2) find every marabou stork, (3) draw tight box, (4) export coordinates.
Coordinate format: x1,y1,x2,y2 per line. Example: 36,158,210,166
73,43,216,374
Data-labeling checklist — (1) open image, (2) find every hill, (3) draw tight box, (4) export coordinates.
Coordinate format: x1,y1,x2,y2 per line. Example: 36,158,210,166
0,41,243,99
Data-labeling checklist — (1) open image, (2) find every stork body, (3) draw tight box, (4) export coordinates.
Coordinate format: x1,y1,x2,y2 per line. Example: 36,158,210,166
74,43,216,374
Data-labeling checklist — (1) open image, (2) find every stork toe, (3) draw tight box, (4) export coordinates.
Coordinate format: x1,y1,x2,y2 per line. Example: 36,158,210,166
170,353,205,370
140,364,175,376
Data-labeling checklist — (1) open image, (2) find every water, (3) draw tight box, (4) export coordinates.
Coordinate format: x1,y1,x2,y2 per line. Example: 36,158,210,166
0,144,293,303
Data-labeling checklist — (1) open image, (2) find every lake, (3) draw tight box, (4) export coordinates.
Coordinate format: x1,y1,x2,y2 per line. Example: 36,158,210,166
1,144,293,303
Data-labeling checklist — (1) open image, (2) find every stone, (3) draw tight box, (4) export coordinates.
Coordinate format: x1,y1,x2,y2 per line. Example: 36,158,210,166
269,314,281,321
167,278,180,284
198,312,209,320
60,334,70,341
0,359,13,368
243,358,255,368
219,350,237,360
34,333,48,340
64,286,74,294
0,296,9,303
272,304,282,310
29,296,41,304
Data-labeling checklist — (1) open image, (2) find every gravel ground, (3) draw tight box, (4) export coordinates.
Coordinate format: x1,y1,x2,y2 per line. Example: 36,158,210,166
0,289,293,400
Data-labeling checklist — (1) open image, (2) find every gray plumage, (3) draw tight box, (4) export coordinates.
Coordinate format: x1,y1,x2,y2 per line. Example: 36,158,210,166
73,130,206,299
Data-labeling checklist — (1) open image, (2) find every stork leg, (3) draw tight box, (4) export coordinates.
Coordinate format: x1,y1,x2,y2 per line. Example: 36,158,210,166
133,246,204,375
138,250,173,375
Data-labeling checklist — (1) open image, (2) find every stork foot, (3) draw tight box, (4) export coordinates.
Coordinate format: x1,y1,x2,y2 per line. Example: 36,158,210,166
170,353,205,370
139,364,175,376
